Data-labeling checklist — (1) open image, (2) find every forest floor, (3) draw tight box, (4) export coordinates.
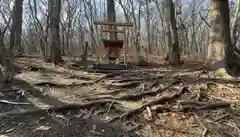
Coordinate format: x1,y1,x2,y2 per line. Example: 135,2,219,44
0,55,240,137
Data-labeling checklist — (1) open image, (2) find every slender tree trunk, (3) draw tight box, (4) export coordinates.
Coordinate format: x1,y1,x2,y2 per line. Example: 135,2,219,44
145,0,151,54
48,0,63,64
165,0,181,65
107,0,117,40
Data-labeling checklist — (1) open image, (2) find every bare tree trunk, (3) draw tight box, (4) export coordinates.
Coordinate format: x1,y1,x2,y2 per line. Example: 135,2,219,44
145,0,151,55
0,0,23,82
206,0,231,69
15,0,23,56
129,0,143,62
222,0,240,77
30,0,48,62
48,0,63,64
231,0,240,47
107,0,117,40
165,0,181,65
191,0,198,54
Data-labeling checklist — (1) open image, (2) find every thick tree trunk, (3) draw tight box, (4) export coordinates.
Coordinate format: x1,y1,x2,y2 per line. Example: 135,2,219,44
48,0,63,64
206,0,226,66
205,0,240,78
231,0,240,47
9,0,23,56
205,0,232,71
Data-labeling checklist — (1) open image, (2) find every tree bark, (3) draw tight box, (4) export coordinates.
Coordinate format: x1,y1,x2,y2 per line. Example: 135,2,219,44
107,0,117,40
223,0,240,77
48,0,63,64
0,0,23,82
206,0,226,65
165,0,181,65
231,0,240,47
205,0,232,71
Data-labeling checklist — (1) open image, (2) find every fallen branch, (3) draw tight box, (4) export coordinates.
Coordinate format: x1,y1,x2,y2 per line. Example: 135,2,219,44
0,99,120,117
199,12,210,28
120,86,188,120
0,99,30,105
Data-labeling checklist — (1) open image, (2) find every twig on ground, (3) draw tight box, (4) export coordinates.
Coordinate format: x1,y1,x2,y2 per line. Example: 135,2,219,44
193,111,208,137
0,127,15,134
105,116,121,123
125,121,141,132
0,99,30,105
107,98,116,113
213,114,229,122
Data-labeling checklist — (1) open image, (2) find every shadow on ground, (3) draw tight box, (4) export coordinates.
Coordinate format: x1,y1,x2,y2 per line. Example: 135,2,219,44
0,79,137,137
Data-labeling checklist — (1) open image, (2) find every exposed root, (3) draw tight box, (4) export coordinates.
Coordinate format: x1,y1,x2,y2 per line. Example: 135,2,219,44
195,102,231,110
0,99,121,117
120,86,188,120
91,70,130,84
0,99,30,105
178,100,231,110
84,81,179,101
89,70,164,85
106,81,141,88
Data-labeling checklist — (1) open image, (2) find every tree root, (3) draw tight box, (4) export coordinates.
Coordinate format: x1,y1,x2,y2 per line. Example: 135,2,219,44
0,99,30,105
106,81,141,88
84,82,176,101
177,100,231,110
89,70,163,85
0,99,120,117
120,86,188,120
90,70,130,84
